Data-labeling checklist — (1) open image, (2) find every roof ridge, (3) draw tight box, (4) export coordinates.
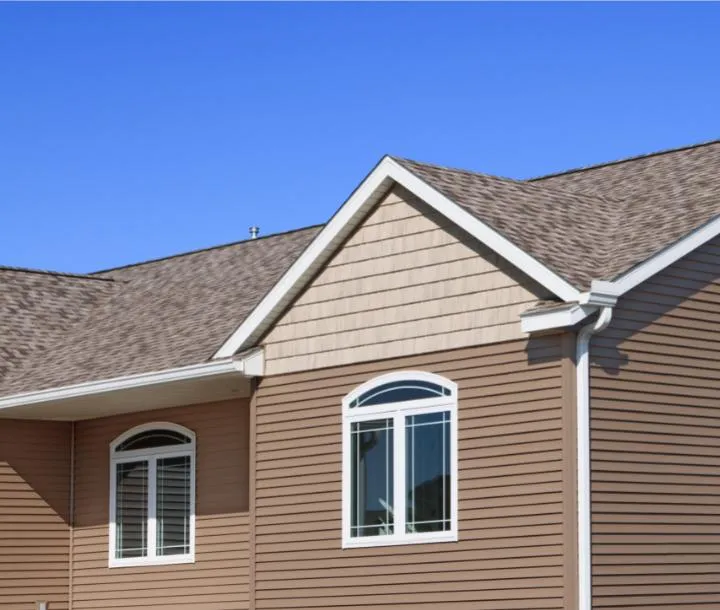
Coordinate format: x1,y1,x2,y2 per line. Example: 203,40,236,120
527,137,720,182
91,223,325,275
0,265,116,282
390,155,524,184
394,155,624,206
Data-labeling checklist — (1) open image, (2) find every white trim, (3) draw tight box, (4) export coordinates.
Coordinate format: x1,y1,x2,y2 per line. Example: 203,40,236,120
341,371,458,549
520,304,598,334
597,215,720,298
213,156,581,359
0,354,258,412
576,307,613,610
109,422,196,568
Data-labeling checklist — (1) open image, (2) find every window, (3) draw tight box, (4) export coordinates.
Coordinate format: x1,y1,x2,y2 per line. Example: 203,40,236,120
109,423,195,567
342,372,458,548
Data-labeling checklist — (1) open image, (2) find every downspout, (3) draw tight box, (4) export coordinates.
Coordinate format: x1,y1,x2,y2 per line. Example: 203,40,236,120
577,306,613,610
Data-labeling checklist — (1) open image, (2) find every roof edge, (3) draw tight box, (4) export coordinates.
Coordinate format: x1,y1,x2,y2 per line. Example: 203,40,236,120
527,137,720,182
91,224,325,275
0,352,267,412
212,155,583,359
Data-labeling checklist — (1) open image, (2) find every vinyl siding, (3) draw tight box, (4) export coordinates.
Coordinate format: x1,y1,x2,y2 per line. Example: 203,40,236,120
71,399,250,610
591,236,720,609
262,186,548,375
0,419,71,610
254,337,577,610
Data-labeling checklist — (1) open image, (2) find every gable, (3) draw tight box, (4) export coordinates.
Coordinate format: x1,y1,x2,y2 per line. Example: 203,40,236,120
261,186,550,375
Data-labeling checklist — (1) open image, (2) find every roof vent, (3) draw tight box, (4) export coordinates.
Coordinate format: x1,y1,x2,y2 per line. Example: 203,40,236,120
249,226,259,239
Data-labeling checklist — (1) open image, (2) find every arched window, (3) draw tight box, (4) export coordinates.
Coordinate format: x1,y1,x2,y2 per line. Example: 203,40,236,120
109,423,195,567
342,371,458,548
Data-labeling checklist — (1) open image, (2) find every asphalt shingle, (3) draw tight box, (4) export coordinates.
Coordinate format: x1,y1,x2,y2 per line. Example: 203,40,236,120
3,139,720,396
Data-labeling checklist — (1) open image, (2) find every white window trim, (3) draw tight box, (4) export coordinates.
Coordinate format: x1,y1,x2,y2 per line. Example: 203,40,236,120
341,371,459,549
109,422,196,568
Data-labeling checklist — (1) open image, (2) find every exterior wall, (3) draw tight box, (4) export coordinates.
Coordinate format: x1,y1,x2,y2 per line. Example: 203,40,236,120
0,419,71,610
262,186,549,375
71,399,251,610
591,236,720,608
254,337,578,610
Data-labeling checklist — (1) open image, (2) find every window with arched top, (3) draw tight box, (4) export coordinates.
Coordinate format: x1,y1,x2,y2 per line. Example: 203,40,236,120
342,372,458,548
109,423,195,567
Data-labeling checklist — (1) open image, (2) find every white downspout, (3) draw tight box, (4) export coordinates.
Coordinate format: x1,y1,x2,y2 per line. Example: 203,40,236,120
577,306,613,610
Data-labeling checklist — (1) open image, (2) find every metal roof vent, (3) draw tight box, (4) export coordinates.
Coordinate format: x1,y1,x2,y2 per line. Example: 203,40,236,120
249,226,260,239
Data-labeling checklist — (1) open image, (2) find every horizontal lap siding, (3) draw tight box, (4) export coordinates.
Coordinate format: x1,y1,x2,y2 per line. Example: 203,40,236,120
262,186,547,375
255,339,571,609
591,237,720,609
0,419,71,609
72,400,250,610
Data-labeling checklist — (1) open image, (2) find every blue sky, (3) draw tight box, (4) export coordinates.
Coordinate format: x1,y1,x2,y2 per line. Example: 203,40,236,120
2,2,719,272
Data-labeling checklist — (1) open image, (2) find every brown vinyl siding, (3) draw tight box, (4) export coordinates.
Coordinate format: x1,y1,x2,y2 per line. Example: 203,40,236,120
591,236,720,608
0,419,71,610
262,186,548,375
254,337,576,610
71,399,251,610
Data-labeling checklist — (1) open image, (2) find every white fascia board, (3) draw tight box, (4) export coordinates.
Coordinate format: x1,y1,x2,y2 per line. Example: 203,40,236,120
213,156,582,358
520,303,598,333
597,215,720,298
0,354,258,412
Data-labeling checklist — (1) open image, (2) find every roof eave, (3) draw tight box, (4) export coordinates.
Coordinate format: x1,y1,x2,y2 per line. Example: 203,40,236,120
0,348,264,417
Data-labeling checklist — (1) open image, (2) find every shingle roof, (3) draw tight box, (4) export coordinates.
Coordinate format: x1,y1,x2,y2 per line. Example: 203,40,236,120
395,139,720,290
3,139,720,397
0,268,116,383
392,157,620,290
530,139,720,282
0,227,320,396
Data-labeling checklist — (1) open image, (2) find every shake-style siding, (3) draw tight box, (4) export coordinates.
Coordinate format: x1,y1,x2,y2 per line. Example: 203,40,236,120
71,400,251,610
0,420,71,610
262,186,549,376
591,236,720,609
254,337,578,610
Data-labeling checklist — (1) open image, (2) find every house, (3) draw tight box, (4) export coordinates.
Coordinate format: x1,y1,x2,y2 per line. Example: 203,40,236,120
1,139,720,610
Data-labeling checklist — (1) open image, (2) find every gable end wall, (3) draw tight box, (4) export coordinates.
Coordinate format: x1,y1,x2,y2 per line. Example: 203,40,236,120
262,186,549,375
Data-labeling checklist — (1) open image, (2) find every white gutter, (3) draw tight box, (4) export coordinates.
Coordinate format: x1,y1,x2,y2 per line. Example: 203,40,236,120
576,306,613,610
520,303,598,334
0,349,264,412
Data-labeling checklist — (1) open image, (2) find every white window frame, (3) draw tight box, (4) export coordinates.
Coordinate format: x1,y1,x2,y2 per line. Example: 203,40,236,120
109,422,196,568
342,371,459,549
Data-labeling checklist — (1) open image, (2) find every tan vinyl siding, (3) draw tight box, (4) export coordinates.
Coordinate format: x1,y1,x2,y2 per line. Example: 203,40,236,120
591,236,720,609
254,337,576,610
262,186,548,375
0,419,71,610
71,400,250,610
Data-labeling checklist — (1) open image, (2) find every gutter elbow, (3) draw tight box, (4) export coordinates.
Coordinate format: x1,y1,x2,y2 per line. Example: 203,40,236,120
579,305,613,343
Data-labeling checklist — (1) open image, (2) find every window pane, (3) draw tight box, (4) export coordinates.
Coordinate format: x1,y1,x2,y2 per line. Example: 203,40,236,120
115,461,148,558
351,380,451,408
351,419,394,537
157,456,192,556
406,411,451,533
116,430,191,451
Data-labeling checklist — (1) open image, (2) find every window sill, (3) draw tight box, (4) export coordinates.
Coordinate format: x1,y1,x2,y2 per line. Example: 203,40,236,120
108,553,195,568
342,531,458,549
